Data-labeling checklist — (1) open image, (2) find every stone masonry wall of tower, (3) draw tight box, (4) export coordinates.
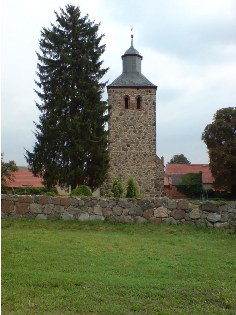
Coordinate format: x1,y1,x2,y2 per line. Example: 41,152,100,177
102,37,164,197
105,87,164,196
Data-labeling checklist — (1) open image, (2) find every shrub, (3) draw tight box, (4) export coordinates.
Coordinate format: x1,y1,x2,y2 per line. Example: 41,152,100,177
70,185,92,197
45,191,58,196
106,191,114,198
126,177,139,198
202,189,232,200
13,187,58,196
176,172,202,198
1,187,8,194
111,178,123,198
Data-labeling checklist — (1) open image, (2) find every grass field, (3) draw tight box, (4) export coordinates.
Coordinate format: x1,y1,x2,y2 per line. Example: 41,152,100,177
2,218,236,314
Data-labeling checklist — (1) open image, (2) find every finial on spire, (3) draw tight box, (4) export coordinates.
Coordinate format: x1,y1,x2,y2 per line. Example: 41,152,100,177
131,26,133,46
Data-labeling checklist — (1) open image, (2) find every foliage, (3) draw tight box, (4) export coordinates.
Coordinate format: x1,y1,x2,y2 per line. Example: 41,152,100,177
70,185,92,197
168,154,190,164
176,172,202,198
44,191,58,196
2,219,236,314
25,4,109,190
106,191,114,197
111,177,123,197
1,154,18,186
1,187,8,194
202,107,236,197
11,187,58,196
201,189,232,201
126,177,139,198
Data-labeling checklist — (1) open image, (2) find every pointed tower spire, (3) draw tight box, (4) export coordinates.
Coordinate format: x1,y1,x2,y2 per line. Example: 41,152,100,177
131,26,134,46
108,31,156,87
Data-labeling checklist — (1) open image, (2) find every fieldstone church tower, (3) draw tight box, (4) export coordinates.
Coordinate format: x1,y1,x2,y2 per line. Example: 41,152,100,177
103,35,163,196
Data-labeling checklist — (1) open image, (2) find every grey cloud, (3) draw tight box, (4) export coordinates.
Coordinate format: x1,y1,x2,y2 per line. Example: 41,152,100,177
140,21,236,64
105,0,236,64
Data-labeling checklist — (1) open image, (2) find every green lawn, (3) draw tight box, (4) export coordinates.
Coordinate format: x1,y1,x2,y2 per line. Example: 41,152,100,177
2,219,236,315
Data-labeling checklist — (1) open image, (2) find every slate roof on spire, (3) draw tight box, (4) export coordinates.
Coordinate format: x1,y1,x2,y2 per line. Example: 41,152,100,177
109,72,156,87
123,45,140,55
108,38,156,88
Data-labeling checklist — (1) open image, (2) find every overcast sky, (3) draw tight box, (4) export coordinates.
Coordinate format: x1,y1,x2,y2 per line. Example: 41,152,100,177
2,0,236,166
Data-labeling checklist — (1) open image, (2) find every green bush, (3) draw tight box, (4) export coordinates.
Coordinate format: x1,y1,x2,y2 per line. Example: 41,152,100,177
126,177,139,198
1,187,8,194
106,191,114,198
45,191,58,196
13,187,58,196
70,185,92,197
201,189,232,200
176,172,202,198
111,178,123,198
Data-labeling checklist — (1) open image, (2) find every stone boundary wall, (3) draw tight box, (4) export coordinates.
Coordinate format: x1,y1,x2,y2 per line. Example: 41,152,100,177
1,194,236,228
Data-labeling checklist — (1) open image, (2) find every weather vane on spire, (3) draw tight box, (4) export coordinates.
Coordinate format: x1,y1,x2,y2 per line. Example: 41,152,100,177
131,26,134,46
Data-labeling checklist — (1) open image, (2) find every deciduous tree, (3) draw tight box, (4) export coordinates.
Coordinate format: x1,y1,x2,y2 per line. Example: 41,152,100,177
1,154,18,186
202,107,236,197
168,154,190,164
25,5,109,190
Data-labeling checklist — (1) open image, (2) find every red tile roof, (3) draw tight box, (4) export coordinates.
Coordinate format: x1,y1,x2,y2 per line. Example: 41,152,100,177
165,164,214,184
4,167,44,188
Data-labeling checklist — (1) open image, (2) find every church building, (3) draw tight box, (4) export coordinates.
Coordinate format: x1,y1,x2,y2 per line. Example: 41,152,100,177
103,35,163,196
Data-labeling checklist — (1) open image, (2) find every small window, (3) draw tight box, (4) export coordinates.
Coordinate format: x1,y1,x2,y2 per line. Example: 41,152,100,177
137,96,141,109
124,96,129,109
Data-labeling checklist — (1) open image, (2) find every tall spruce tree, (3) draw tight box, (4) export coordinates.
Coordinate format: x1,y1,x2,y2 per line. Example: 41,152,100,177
25,5,109,190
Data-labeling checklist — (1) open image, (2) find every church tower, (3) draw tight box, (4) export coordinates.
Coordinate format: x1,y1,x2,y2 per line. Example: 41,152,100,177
104,35,163,196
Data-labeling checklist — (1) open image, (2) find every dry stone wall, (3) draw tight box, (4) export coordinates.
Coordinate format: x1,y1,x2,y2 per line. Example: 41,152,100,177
2,194,236,228
103,87,164,197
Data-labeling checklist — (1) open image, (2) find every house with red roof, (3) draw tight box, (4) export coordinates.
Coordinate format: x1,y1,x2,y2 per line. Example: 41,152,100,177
3,166,71,195
4,166,44,190
164,164,214,199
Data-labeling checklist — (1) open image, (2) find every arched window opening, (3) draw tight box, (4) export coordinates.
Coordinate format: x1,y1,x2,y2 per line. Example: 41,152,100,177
137,96,141,109
124,96,129,109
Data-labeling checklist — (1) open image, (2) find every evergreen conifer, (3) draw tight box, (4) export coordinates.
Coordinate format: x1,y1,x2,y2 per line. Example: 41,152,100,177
25,5,109,190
